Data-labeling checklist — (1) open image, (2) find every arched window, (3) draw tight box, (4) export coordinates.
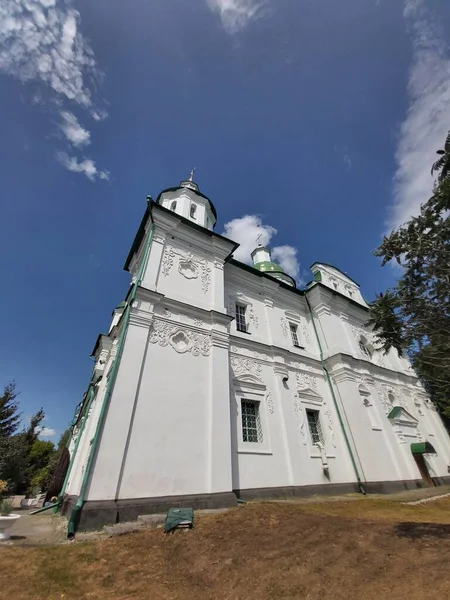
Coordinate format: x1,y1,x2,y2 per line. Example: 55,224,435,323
170,200,177,211
190,203,197,219
359,336,372,360
388,392,395,405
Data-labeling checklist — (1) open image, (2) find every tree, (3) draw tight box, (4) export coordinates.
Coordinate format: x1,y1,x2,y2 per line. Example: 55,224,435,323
368,135,450,423
0,408,47,494
431,130,450,182
0,382,21,438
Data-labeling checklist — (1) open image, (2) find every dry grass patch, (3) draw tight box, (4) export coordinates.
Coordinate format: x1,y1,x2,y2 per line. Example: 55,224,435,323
289,495,450,523
1,500,450,600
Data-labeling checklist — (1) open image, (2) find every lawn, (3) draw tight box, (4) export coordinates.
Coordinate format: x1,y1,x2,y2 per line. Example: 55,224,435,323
1,498,450,600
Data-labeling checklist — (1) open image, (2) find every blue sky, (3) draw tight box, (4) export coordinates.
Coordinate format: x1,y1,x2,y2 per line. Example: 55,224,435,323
0,0,449,441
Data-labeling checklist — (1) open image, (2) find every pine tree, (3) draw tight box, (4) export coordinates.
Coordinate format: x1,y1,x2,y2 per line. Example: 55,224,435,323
0,382,21,438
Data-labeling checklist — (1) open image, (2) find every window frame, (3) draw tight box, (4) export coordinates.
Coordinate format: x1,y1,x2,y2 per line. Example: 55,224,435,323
234,380,271,455
305,408,325,447
241,398,263,443
235,303,248,333
289,322,300,347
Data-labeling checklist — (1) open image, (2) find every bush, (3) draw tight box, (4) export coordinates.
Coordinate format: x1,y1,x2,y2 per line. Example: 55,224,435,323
0,498,13,516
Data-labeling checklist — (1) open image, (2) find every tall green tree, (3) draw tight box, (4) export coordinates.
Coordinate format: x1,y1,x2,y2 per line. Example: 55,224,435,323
0,382,21,438
0,408,46,493
369,133,450,424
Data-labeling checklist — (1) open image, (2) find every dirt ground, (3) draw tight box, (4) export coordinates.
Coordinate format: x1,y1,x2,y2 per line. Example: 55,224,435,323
1,497,450,600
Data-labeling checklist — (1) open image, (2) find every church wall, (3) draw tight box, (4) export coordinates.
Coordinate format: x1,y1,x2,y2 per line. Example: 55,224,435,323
85,322,151,501
116,341,211,499
225,265,357,493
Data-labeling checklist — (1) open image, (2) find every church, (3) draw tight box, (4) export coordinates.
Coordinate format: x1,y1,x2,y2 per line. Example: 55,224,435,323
61,174,450,532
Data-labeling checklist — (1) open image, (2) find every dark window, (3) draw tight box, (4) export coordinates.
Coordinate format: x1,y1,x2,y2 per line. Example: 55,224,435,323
170,200,177,211
190,203,197,219
235,304,247,333
241,399,263,442
306,409,324,446
290,323,300,347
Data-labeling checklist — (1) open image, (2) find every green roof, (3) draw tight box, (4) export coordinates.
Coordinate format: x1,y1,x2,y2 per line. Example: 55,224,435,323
411,442,436,455
254,261,285,274
387,406,403,420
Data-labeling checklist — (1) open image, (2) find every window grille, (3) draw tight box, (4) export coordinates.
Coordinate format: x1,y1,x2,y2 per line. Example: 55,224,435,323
241,399,263,443
306,409,324,446
235,304,247,332
290,323,300,347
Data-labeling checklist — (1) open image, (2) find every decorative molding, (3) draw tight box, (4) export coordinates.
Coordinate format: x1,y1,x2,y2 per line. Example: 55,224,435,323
149,319,211,356
280,317,288,338
293,392,307,446
213,259,224,270
153,233,166,244
296,372,318,391
161,245,211,293
230,356,263,379
253,350,269,361
266,391,274,415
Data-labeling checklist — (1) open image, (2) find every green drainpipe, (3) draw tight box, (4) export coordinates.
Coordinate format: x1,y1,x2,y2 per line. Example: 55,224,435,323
57,384,96,508
67,198,154,539
305,294,366,495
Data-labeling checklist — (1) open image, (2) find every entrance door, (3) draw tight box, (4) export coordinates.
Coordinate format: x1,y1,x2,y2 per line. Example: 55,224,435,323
413,454,435,486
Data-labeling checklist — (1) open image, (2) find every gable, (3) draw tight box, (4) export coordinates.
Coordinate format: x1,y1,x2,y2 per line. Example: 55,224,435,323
388,406,419,426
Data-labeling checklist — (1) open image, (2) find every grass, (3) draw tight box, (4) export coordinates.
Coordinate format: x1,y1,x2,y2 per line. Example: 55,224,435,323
1,498,450,599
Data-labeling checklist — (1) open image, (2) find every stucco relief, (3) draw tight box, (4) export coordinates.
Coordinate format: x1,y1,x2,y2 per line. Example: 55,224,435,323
266,391,274,414
323,404,337,448
292,392,307,445
296,372,318,391
253,350,269,361
280,317,288,338
350,324,386,367
161,245,211,293
230,356,263,379
149,319,211,356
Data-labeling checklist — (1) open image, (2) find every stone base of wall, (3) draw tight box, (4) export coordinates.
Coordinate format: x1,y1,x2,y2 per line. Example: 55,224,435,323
61,491,238,532
62,476,450,533
234,482,361,501
235,477,449,500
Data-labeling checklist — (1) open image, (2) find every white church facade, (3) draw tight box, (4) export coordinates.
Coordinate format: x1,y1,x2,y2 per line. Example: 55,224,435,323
61,175,450,532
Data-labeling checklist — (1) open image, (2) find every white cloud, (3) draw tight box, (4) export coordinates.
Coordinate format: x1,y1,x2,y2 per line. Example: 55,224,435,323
222,215,300,281
37,426,56,438
57,151,109,181
272,245,300,281
387,0,450,231
60,110,90,147
206,0,264,33
0,1,108,180
0,0,96,106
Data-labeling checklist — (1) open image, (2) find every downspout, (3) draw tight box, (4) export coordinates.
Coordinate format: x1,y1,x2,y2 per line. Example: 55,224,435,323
57,384,96,507
67,197,154,539
305,294,366,494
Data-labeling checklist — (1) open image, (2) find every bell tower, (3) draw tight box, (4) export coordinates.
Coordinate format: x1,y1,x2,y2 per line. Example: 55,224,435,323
157,170,217,230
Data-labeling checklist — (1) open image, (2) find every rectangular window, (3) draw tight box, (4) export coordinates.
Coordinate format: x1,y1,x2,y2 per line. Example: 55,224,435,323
235,304,247,333
290,323,300,347
306,409,324,446
241,399,263,443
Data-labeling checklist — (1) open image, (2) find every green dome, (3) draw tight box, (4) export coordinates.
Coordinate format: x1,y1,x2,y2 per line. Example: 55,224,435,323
253,260,296,287
254,261,285,273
